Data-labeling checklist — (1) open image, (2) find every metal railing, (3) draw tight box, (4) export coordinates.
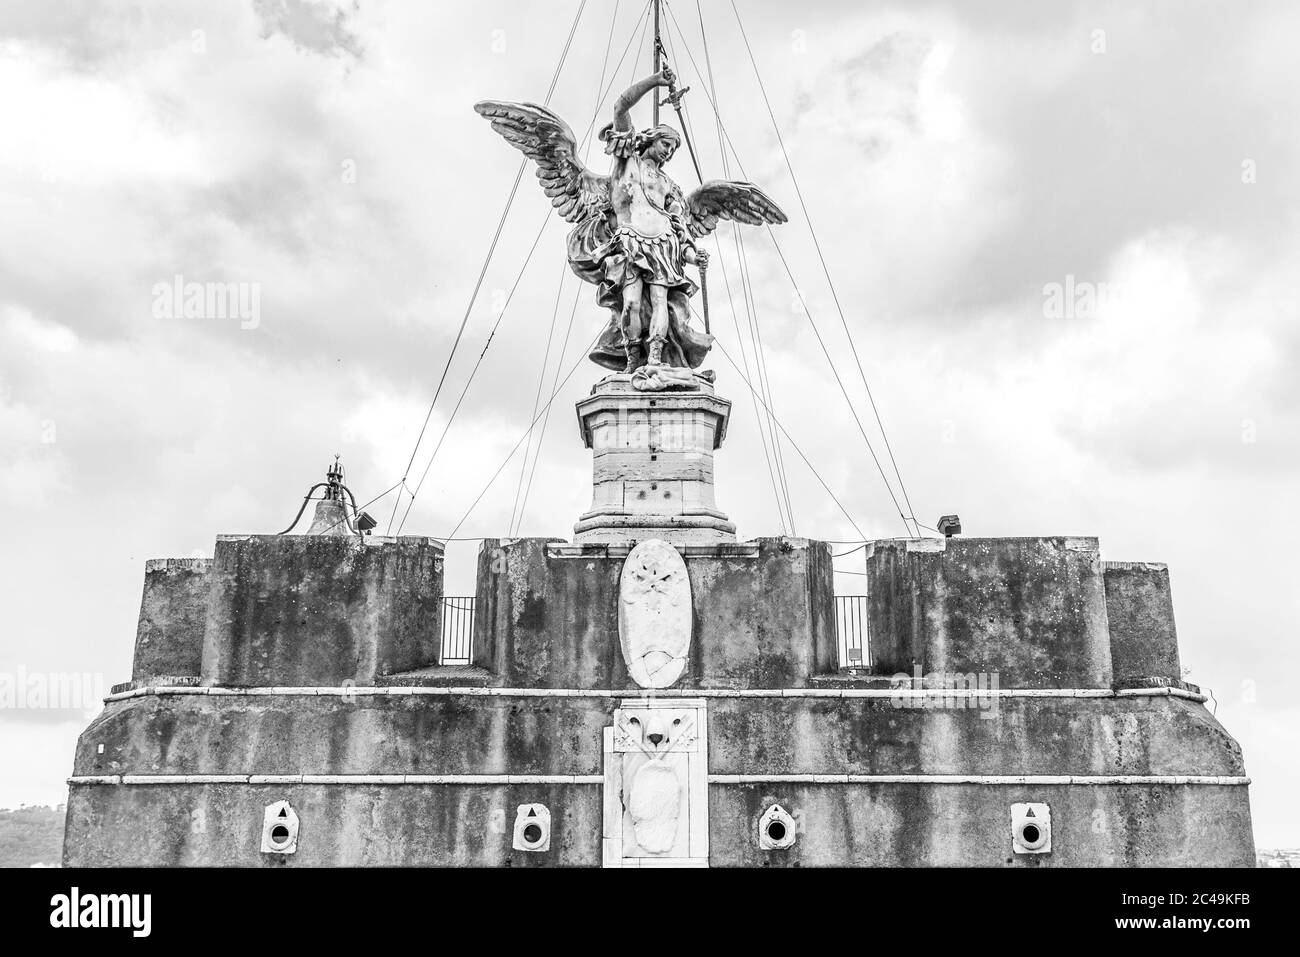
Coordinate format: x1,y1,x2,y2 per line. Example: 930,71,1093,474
439,594,870,671
440,597,475,665
836,595,870,671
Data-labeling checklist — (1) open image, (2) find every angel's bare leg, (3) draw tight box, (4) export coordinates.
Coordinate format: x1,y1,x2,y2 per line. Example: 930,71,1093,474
646,283,669,366
620,279,644,372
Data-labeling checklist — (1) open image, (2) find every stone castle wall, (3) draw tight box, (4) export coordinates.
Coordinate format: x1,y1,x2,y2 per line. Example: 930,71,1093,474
63,533,1254,867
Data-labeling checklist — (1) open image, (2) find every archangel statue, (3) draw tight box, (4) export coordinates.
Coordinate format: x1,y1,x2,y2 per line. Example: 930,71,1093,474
476,66,787,390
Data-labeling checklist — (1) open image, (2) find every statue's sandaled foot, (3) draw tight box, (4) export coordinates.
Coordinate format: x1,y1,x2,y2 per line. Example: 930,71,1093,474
622,343,643,374
646,336,666,367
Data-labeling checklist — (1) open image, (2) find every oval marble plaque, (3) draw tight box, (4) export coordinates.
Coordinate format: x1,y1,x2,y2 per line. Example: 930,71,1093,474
618,539,692,688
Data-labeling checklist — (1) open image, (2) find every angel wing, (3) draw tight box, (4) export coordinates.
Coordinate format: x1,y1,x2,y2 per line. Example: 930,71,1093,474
473,100,611,224
680,180,788,239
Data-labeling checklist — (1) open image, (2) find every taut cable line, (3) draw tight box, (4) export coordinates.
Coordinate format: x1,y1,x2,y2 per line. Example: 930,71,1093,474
515,280,583,532
405,0,650,535
729,0,921,538
662,0,914,538
445,327,607,541
435,1,653,539
512,1,660,536
395,211,552,536
397,2,919,545
709,331,868,542
386,0,589,535
665,2,797,531
667,2,795,532
509,262,568,537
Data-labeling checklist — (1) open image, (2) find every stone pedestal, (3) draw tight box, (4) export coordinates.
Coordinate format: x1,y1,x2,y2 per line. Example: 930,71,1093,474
573,376,735,546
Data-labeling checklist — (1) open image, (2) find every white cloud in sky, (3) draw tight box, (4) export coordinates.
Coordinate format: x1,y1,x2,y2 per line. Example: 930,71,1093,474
0,0,1296,847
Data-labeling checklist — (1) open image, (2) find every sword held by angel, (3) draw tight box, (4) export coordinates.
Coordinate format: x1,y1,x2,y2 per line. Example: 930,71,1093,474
475,64,788,391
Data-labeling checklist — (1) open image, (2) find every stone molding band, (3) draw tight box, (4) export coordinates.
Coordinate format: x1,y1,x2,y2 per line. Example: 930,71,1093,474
68,774,606,786
707,774,1250,786
102,685,1209,704
67,773,1249,787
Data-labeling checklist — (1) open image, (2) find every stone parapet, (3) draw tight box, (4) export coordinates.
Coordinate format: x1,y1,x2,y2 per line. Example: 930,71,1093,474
865,537,1113,689
200,534,443,687
132,558,212,681
1103,561,1182,686
473,537,836,689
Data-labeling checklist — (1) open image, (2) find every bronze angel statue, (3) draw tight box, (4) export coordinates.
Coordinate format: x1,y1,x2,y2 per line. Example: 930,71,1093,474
475,66,787,389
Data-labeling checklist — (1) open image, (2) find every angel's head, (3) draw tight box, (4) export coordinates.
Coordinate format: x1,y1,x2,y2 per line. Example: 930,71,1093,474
638,125,681,165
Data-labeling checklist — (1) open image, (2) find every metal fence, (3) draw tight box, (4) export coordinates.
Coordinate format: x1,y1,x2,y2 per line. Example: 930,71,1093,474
440,597,475,665
439,594,871,671
835,595,870,671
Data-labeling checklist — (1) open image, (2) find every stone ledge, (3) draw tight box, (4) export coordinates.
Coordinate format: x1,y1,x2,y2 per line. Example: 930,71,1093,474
707,774,1250,786
547,541,777,559
143,557,212,574
111,676,202,694
100,684,1210,704
377,665,494,688
214,533,444,549
69,772,1250,787
1113,675,1199,693
1104,560,1169,572
69,773,606,786
813,672,1203,695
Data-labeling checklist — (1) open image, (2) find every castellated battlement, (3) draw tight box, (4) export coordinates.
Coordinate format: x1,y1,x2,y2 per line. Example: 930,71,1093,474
122,534,1185,696
63,527,1253,867
472,537,836,689
125,535,444,689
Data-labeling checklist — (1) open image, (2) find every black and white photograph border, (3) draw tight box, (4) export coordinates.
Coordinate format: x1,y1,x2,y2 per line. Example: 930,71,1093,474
0,0,1296,885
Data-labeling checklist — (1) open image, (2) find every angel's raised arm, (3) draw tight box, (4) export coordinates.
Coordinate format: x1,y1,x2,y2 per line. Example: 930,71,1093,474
612,68,675,131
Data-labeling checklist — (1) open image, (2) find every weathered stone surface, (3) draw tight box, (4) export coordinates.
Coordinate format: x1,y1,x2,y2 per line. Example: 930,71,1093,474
63,690,1252,866
69,693,1247,783
474,537,836,689
73,694,612,777
64,783,602,867
377,664,493,687
64,774,1244,868
688,538,837,688
63,528,1254,868
1104,561,1182,685
704,695,1246,778
200,534,443,687
710,782,1254,867
866,537,1113,688
132,558,211,681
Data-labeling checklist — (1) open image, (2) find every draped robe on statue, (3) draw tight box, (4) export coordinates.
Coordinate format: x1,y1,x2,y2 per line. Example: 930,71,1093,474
567,212,712,371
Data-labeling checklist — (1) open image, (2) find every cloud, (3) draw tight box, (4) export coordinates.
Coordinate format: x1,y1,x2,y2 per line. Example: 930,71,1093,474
252,0,362,59
0,0,1296,848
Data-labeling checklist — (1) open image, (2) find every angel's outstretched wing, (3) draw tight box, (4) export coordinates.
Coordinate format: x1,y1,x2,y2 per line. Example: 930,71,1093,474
681,180,788,239
473,100,610,223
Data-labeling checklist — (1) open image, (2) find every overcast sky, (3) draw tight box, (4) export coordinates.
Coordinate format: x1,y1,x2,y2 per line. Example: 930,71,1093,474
1,0,1297,848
